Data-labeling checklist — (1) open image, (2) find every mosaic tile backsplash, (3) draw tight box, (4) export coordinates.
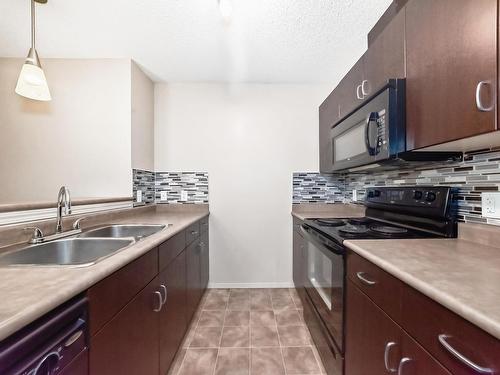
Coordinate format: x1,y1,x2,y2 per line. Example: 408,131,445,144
133,169,155,205
133,170,209,205
293,149,500,226
156,172,209,204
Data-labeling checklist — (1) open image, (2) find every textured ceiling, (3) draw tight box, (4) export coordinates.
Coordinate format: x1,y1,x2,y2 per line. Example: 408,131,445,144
0,0,392,83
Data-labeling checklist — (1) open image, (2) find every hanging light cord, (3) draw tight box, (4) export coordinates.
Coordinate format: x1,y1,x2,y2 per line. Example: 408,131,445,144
31,0,36,49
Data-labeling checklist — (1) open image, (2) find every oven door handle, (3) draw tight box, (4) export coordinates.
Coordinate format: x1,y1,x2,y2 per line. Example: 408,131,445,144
365,112,379,156
300,225,345,256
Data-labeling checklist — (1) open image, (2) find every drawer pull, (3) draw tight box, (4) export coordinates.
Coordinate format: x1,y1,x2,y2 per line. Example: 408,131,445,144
438,334,493,374
397,357,411,375
356,272,376,286
153,291,163,312
191,230,199,236
384,341,398,373
160,284,167,305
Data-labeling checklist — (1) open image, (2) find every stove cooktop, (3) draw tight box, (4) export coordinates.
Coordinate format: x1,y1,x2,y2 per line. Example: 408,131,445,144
304,216,443,244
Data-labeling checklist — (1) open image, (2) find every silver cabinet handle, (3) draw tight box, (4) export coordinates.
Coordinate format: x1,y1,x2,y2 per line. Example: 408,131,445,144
476,81,494,112
191,230,199,236
361,79,369,97
356,272,376,286
438,334,493,374
356,84,363,100
153,291,163,312
159,284,167,306
384,341,398,373
397,357,411,375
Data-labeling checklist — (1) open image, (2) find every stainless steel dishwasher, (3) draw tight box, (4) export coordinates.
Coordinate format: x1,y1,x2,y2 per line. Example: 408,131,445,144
0,295,88,375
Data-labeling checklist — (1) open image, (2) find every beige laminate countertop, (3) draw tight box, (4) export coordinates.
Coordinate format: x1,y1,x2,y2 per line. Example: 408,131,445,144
0,207,209,341
291,203,366,221
345,238,500,340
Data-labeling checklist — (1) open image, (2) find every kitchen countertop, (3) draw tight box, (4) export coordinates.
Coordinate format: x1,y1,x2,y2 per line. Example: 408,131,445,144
291,203,365,221
0,205,209,342
345,238,500,340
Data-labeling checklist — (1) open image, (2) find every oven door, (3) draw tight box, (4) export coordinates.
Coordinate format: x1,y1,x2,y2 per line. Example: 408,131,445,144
300,225,345,352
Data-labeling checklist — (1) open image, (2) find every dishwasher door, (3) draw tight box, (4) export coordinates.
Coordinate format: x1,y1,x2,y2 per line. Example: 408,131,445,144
0,295,88,375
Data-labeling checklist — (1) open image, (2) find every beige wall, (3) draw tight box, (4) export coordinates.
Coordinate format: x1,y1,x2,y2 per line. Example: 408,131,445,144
0,58,132,204
131,61,154,171
154,83,331,287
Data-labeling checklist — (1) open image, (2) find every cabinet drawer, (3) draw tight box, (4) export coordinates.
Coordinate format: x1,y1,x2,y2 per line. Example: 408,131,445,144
186,222,200,245
159,230,186,271
200,216,209,233
346,251,403,323
88,248,158,336
402,286,500,375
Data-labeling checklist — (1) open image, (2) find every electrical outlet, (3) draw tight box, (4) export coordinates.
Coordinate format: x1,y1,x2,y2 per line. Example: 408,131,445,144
136,190,142,203
181,190,188,201
482,192,500,219
160,191,168,201
352,190,358,202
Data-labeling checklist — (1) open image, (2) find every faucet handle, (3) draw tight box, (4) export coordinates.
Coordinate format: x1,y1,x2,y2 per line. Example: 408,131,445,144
24,227,44,243
73,217,86,230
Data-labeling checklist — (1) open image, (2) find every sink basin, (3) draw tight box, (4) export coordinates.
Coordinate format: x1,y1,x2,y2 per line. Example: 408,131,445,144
0,238,134,266
78,224,166,240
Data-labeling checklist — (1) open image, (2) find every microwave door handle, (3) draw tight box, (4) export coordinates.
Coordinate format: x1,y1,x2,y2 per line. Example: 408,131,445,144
365,112,379,156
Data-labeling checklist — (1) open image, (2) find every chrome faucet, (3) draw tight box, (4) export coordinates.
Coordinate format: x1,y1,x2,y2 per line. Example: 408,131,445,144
56,186,72,233
24,186,81,244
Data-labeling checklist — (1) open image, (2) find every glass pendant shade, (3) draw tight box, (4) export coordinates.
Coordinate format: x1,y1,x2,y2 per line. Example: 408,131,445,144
15,47,51,101
16,0,51,101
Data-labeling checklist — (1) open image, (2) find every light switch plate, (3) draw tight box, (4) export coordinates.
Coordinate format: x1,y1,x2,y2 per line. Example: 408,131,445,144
136,190,142,203
352,190,358,202
482,192,500,219
181,190,188,201
160,191,168,201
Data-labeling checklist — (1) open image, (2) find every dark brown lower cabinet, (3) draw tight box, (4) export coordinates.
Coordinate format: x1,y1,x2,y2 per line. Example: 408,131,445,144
159,251,187,375
345,279,401,375
186,238,202,322
200,230,209,291
89,276,160,375
345,280,450,375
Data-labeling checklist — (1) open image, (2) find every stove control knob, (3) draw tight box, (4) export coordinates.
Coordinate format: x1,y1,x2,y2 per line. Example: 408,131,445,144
426,192,437,202
374,190,381,197
367,191,375,198
413,191,423,200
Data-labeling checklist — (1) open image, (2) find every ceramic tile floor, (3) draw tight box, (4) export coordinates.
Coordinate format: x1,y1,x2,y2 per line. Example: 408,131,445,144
168,288,327,375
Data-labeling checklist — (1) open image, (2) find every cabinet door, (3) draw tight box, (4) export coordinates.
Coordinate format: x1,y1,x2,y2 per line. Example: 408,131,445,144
406,0,497,149
186,238,202,322
398,333,451,375
345,280,401,375
292,229,305,288
200,230,209,292
319,91,340,173
336,57,365,119
159,251,187,375
90,276,160,375
363,8,406,97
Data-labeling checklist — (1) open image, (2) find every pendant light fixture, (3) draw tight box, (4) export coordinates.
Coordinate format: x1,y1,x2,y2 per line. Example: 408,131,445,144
15,0,51,101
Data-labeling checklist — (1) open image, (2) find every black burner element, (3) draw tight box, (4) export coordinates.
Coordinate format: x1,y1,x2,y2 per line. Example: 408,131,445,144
316,218,345,227
370,225,408,235
348,218,372,225
339,225,369,236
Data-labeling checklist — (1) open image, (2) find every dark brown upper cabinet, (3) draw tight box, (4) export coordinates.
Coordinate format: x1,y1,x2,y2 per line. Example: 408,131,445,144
363,8,406,98
405,0,498,150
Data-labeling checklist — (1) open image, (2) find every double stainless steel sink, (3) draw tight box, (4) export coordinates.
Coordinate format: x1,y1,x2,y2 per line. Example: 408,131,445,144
0,224,166,267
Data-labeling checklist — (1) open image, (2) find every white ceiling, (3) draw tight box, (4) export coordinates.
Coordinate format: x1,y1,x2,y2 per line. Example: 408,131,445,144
0,0,392,83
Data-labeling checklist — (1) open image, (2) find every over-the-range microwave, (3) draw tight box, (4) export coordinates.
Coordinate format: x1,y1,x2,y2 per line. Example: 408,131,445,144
330,79,462,172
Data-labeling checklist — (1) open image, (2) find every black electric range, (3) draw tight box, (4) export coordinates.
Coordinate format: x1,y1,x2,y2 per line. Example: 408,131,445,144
298,186,457,375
